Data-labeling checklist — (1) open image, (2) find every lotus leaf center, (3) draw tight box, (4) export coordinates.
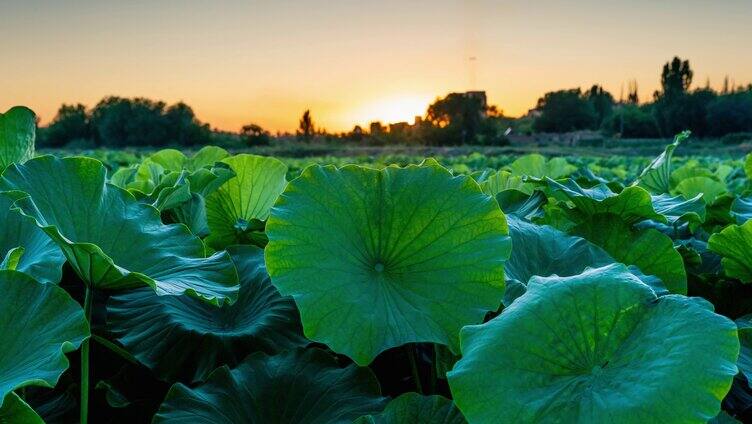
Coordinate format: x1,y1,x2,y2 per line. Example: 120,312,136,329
590,365,603,376
374,263,385,273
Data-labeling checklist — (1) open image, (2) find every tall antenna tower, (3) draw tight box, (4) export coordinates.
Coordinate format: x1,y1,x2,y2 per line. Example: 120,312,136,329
468,56,478,90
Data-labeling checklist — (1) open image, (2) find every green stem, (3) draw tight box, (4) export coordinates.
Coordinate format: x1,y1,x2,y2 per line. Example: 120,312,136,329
429,344,437,394
406,344,423,394
81,287,93,424
92,334,139,365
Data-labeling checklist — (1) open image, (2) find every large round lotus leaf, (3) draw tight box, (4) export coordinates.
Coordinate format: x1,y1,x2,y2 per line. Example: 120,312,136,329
0,106,35,170
0,393,43,424
675,176,727,203
0,156,239,305
572,213,687,294
152,349,386,423
107,244,306,383
0,195,64,283
708,221,752,283
265,160,511,365
205,154,288,249
0,270,89,405
546,178,665,224
447,264,739,424
354,393,466,424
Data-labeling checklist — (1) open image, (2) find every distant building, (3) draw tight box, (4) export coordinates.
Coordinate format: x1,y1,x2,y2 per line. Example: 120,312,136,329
389,122,410,135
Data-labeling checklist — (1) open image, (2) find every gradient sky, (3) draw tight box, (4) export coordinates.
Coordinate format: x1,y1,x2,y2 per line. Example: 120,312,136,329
2,0,751,132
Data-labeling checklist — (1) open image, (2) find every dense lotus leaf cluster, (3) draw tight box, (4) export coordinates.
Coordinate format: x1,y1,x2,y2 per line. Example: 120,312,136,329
2,112,752,422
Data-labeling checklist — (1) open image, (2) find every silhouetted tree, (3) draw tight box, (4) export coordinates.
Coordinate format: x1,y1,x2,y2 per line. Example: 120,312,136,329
347,125,364,141
89,97,211,147
707,91,752,136
426,93,489,145
240,123,271,145
657,56,693,100
43,104,90,147
533,89,596,133
603,104,660,138
653,57,700,136
163,102,211,146
586,85,615,128
297,110,314,142
627,80,639,104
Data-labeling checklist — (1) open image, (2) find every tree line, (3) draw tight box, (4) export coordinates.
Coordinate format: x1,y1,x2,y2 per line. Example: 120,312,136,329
534,57,752,140
39,56,752,148
40,97,213,148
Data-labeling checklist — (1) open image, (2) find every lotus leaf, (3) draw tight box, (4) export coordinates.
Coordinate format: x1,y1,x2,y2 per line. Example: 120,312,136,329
635,130,689,193
107,245,305,383
0,271,89,407
354,393,466,424
0,155,239,305
573,213,687,293
447,264,738,423
265,160,510,365
153,349,386,423
0,106,35,170
206,154,288,248
708,221,752,283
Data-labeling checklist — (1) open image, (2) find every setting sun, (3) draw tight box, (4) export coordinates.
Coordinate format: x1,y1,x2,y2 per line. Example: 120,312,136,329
351,95,433,127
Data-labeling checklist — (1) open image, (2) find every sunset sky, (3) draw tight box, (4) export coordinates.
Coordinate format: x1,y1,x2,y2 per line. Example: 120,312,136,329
2,0,751,132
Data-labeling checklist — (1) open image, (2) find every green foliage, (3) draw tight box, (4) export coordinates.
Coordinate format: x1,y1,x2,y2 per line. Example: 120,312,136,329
0,271,89,409
508,153,575,179
635,130,689,193
205,154,288,249
265,160,511,365
0,156,239,304
0,195,65,283
6,123,752,422
153,349,386,423
107,245,305,383
448,264,738,423
572,214,687,294
709,220,752,283
0,393,44,423
0,106,35,170
354,393,466,424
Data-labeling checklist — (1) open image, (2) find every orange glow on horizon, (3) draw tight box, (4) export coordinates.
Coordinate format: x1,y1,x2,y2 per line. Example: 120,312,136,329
348,95,433,128
2,1,752,134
